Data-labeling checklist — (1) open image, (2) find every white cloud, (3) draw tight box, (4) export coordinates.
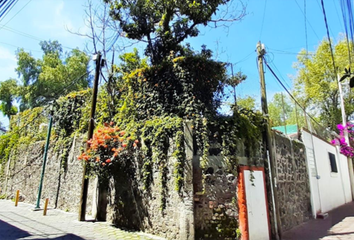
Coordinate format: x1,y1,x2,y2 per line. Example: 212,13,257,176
32,1,76,39
0,46,17,82
0,46,16,61
55,1,65,17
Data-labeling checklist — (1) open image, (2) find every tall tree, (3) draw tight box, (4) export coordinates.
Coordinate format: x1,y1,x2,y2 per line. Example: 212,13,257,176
294,38,354,130
14,41,91,110
104,0,246,64
0,79,18,119
268,93,291,127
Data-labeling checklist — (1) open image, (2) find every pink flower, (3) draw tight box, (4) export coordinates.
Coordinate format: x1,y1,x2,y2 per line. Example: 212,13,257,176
337,124,345,131
331,139,339,145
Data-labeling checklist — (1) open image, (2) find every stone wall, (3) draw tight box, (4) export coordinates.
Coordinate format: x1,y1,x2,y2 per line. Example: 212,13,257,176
193,137,263,240
1,122,314,239
104,123,194,240
273,132,312,232
1,135,96,215
193,160,238,240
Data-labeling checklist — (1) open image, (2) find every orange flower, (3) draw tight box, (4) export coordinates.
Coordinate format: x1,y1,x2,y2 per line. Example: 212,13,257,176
122,143,127,148
110,121,114,126
106,159,111,163
95,157,100,162
102,162,106,166
119,131,126,136
134,139,139,144
133,143,137,148
113,152,118,157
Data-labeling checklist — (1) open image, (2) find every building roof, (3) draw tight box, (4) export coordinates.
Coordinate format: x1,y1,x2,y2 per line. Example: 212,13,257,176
272,124,298,135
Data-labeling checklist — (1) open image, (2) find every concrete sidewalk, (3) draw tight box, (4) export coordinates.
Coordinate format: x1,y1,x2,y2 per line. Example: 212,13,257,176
282,201,354,240
0,199,165,240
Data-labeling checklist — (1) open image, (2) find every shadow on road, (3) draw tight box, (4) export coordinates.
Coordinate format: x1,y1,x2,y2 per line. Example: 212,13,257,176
30,233,87,240
0,219,86,240
0,219,31,239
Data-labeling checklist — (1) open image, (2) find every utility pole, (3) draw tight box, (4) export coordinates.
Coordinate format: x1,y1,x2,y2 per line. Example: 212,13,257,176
338,74,354,200
257,41,281,240
79,52,102,221
34,109,53,210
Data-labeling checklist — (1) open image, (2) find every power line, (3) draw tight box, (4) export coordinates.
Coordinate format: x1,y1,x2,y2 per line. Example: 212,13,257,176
0,1,10,10
259,0,267,40
303,0,308,58
0,0,18,23
320,0,337,76
0,40,42,53
340,0,353,66
0,0,15,19
0,25,75,51
268,60,292,91
294,0,321,41
1,0,32,27
263,57,330,133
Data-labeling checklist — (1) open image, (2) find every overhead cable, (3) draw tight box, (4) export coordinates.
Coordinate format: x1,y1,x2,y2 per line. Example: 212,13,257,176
320,0,337,76
263,57,329,132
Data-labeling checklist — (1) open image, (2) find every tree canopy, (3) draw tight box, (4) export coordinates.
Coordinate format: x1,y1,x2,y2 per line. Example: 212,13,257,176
294,38,354,130
13,41,91,111
236,95,256,111
104,0,245,64
0,79,18,119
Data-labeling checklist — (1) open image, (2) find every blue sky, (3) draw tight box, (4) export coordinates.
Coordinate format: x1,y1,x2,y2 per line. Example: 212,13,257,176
0,0,346,126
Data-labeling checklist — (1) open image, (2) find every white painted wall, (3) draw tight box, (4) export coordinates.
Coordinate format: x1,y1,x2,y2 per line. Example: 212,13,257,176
302,130,352,215
244,170,270,240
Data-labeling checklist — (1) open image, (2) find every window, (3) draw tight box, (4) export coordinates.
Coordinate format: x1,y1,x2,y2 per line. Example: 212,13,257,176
328,152,338,173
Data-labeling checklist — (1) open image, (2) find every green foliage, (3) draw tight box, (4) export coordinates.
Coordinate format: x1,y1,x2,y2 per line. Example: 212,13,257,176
0,79,18,119
0,107,47,167
116,49,227,120
104,0,240,64
14,41,91,110
40,40,62,55
268,93,307,129
53,90,91,137
236,95,256,111
138,116,185,208
294,38,354,130
77,116,185,211
52,90,91,172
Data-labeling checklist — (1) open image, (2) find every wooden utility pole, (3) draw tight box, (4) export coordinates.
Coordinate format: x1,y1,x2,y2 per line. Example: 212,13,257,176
79,51,102,221
257,41,281,240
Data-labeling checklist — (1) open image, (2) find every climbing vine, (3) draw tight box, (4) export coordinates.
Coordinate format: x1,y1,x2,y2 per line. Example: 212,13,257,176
77,116,186,210
52,90,91,173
